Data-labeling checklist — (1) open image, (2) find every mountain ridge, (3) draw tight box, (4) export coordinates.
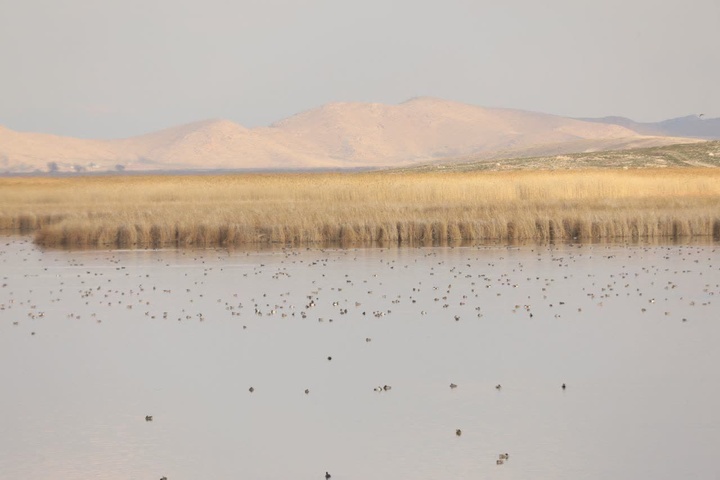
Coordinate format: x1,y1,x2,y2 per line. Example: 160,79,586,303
580,114,720,140
0,98,709,173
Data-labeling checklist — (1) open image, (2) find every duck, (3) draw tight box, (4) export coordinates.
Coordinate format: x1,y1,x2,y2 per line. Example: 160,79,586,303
562,383,566,390
145,415,153,421
325,472,331,479
449,383,457,389
456,429,462,436
249,387,255,393
496,459,504,465
495,384,502,390
499,453,509,460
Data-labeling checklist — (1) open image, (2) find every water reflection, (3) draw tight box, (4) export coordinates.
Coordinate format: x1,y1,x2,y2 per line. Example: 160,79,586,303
0,237,718,480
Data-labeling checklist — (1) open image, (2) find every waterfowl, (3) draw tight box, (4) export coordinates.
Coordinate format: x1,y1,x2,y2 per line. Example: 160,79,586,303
145,415,153,421
249,387,254,393
325,472,331,479
449,383,457,389
497,459,504,465
495,384,502,390
499,453,509,460
383,385,391,391
305,389,310,394
456,429,462,436
562,383,566,390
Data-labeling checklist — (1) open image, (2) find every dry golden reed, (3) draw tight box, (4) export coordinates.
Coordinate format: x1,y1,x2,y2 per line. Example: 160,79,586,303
1,169,719,248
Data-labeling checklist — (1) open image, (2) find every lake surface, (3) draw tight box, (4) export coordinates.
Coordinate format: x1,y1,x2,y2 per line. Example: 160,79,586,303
1,237,719,480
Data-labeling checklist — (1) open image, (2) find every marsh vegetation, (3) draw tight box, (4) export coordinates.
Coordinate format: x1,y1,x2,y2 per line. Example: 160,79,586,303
1,169,719,248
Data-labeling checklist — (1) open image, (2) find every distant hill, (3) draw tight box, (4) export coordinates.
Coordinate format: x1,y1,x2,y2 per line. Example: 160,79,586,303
393,141,720,173
580,115,720,140
0,98,706,173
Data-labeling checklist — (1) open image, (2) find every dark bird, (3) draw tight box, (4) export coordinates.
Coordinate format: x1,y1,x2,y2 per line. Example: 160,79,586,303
145,415,153,421
249,387,255,393
325,472,331,479
456,429,462,436
562,383,566,390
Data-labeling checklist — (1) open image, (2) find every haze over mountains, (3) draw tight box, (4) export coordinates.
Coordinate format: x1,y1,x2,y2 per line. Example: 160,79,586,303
580,114,720,140
0,97,713,173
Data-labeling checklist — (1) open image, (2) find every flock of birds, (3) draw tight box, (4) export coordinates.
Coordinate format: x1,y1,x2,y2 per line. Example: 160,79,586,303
0,237,717,479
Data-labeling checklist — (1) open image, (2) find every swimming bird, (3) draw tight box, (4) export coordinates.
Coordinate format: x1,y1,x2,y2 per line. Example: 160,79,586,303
325,472,331,479
449,383,457,389
495,384,502,390
562,383,566,390
249,387,254,393
499,453,509,460
145,415,153,421
456,429,462,436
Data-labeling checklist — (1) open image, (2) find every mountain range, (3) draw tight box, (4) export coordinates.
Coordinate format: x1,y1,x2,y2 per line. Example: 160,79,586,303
0,97,715,173
579,114,720,139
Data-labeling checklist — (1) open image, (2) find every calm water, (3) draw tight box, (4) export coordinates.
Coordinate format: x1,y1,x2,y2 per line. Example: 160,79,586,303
1,237,719,480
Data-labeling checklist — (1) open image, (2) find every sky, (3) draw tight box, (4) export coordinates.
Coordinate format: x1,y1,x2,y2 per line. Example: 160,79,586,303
0,0,718,139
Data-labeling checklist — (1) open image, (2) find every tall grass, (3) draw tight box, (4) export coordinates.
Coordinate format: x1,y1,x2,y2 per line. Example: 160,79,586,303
1,169,719,248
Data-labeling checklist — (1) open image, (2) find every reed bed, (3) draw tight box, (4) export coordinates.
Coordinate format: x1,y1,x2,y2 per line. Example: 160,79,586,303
1,169,719,248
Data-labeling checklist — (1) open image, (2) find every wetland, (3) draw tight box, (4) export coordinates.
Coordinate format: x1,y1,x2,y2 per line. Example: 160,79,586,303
1,237,718,479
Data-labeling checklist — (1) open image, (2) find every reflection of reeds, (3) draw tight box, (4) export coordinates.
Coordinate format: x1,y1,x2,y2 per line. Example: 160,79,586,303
1,169,719,248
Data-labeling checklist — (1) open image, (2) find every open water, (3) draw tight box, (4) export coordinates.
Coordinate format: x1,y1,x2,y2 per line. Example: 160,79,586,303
1,237,718,480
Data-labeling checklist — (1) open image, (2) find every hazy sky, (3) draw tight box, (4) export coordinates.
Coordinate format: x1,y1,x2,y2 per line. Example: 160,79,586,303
1,0,718,138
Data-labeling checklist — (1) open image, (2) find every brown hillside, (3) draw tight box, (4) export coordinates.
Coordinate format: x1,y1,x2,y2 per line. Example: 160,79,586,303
0,98,703,172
